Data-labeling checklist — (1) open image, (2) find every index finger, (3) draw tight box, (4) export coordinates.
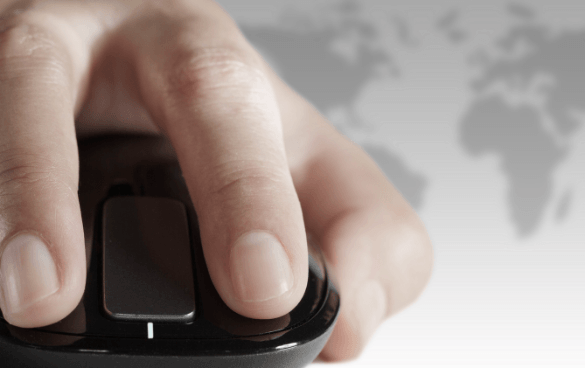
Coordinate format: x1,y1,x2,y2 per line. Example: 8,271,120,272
0,6,93,327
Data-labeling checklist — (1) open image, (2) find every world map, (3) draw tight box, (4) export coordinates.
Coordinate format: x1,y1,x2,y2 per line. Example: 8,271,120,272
222,0,585,237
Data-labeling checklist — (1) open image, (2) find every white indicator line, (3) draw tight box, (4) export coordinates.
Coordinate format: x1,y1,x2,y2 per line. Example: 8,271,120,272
147,322,154,339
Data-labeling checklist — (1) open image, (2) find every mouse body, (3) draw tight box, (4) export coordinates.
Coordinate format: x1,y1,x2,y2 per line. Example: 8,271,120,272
0,134,339,367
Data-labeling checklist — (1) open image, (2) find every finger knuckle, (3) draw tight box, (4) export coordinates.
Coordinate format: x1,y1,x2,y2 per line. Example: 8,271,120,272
0,10,69,85
204,160,288,205
164,46,269,105
0,149,76,206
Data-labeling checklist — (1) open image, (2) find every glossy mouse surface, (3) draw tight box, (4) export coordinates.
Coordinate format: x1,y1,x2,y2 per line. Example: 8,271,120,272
0,134,340,368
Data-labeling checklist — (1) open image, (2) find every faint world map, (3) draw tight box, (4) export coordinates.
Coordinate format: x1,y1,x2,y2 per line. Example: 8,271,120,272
233,1,584,237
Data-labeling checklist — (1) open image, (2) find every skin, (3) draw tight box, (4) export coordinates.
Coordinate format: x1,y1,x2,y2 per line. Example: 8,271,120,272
0,0,433,361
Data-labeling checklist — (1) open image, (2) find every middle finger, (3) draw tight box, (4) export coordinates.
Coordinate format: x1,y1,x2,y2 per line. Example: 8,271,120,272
113,0,309,319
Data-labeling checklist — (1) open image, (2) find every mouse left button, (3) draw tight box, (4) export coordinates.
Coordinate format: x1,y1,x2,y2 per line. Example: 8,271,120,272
102,197,196,322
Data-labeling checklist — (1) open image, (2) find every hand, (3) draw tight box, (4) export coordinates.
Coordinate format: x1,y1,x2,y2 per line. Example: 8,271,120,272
0,0,432,361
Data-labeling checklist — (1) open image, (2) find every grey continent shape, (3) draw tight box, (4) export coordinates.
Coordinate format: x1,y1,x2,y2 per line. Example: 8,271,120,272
460,17,585,236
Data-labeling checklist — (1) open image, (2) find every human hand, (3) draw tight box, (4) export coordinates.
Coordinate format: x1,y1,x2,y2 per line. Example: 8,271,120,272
0,0,432,361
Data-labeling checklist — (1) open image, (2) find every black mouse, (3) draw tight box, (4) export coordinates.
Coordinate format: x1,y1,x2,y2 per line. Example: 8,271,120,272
0,134,340,368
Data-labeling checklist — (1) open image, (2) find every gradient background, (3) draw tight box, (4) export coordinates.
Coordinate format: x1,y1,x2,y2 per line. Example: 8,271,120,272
215,0,585,366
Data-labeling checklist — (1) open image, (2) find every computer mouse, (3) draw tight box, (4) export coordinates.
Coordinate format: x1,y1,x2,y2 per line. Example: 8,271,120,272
0,134,340,367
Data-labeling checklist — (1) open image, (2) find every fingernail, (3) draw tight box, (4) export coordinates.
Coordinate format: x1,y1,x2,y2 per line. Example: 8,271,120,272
355,279,386,341
0,234,60,315
230,231,294,302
